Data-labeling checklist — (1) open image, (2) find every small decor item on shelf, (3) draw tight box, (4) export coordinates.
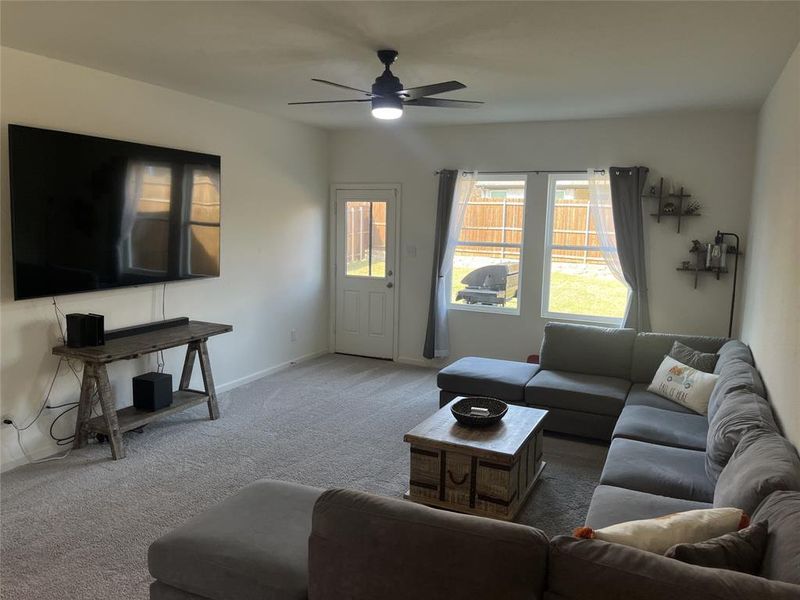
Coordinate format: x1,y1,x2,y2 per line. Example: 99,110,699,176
451,396,508,427
662,202,677,215
683,201,702,216
681,260,692,269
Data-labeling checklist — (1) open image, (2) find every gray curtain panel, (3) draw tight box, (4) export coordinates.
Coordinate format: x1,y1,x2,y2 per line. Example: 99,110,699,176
609,166,651,331
423,169,458,359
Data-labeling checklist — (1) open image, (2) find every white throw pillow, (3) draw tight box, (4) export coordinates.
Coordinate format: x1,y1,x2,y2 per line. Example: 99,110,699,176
648,356,719,415
575,507,747,554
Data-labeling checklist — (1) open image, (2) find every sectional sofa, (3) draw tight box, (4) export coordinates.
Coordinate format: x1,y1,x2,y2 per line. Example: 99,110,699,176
437,322,731,441
148,480,800,599
147,323,800,599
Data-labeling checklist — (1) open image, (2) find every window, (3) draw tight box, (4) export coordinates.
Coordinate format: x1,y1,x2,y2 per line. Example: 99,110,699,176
449,176,527,313
345,200,387,277
542,174,629,323
128,164,172,273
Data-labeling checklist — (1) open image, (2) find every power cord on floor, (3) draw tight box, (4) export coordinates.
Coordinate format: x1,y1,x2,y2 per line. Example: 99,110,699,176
4,297,87,463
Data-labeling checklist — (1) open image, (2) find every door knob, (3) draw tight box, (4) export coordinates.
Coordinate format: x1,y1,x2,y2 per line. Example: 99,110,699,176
386,282,394,288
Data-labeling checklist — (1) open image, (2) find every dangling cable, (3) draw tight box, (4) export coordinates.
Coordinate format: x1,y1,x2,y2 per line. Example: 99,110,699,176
157,283,167,373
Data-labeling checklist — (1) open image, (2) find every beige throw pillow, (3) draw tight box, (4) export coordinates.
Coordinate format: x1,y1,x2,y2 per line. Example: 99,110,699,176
574,507,748,554
648,356,719,414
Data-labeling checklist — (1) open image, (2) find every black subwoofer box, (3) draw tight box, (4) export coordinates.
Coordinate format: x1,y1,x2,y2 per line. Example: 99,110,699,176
132,372,173,412
66,313,105,347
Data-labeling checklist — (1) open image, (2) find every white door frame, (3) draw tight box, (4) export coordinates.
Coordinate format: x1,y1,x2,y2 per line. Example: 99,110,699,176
329,183,402,360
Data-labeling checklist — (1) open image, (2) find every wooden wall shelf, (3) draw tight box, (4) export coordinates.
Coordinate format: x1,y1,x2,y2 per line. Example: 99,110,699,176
676,266,730,289
642,177,698,233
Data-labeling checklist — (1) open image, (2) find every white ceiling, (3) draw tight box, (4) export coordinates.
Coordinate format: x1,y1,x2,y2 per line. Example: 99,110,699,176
2,1,798,129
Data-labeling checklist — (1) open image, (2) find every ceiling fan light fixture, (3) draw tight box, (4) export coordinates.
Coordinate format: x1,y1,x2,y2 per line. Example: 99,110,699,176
371,96,403,120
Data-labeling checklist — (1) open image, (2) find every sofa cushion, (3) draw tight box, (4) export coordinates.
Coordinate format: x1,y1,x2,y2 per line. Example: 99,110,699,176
308,488,549,600
539,322,636,380
576,507,747,555
663,521,768,575
546,536,800,600
646,356,719,415
437,357,539,402
706,389,779,482
752,491,800,585
714,340,754,373
525,370,630,417
148,479,323,600
669,341,719,373
585,485,711,530
600,438,714,502
630,332,727,383
625,383,697,414
707,359,766,420
714,429,800,514
612,405,708,451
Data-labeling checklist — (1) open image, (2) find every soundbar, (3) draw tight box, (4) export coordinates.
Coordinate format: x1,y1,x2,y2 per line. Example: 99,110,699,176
105,317,190,342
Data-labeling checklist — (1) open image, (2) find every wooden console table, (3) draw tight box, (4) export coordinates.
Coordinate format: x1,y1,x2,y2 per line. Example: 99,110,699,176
52,320,232,460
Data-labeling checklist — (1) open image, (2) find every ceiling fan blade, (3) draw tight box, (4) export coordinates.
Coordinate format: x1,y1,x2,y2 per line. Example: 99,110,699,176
288,99,372,105
311,78,375,96
404,97,483,108
398,81,466,99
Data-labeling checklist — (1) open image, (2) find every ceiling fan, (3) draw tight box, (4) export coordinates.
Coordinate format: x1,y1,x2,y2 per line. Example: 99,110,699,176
288,49,484,120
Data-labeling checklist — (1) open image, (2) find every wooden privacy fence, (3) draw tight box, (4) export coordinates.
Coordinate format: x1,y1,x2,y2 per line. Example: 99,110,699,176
345,201,387,265
456,194,613,265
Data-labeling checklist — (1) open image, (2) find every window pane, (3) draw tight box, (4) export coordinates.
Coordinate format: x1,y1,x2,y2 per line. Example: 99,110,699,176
452,245,520,310
137,165,171,216
189,224,220,276
459,181,525,247
345,200,387,277
547,250,628,319
190,169,220,224
370,201,386,277
130,219,168,272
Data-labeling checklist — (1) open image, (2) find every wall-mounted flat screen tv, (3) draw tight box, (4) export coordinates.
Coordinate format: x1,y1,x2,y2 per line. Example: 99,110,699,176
9,125,221,300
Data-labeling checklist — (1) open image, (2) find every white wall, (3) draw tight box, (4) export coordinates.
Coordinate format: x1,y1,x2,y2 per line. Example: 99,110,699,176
740,43,800,447
0,48,329,469
329,112,757,365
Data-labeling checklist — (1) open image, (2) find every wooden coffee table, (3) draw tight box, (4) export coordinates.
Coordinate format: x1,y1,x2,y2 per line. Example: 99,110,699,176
403,398,547,521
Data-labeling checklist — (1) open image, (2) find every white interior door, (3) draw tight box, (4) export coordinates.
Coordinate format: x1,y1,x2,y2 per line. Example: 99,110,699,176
334,188,396,359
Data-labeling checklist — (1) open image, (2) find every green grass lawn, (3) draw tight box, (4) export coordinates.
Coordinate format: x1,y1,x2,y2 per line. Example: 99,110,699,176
348,259,627,319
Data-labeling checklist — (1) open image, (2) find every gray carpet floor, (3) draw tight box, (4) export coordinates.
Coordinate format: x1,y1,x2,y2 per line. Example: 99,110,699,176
1,354,608,600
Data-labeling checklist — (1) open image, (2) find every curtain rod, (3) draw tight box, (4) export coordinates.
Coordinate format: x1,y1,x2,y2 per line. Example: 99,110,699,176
433,169,606,175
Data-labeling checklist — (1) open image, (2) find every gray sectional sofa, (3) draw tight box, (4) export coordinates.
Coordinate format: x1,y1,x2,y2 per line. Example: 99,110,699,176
148,323,800,599
438,322,730,441
148,479,800,599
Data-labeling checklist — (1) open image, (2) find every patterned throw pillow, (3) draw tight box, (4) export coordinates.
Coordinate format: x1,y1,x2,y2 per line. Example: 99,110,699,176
574,507,749,555
647,356,720,415
664,521,768,574
669,341,718,373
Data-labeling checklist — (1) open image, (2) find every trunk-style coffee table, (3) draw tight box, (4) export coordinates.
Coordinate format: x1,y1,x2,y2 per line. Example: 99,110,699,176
404,399,547,521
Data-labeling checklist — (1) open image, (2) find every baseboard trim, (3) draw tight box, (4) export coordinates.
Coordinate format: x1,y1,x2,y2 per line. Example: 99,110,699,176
395,356,439,368
0,348,330,472
215,349,329,393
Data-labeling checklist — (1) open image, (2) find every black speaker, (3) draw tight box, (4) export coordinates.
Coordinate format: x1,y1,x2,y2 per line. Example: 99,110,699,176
66,313,105,347
132,372,173,412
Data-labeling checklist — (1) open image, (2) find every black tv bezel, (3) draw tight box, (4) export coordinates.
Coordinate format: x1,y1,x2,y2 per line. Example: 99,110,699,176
8,124,222,301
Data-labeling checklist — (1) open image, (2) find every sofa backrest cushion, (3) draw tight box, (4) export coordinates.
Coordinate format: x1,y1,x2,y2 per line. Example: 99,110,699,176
714,341,754,374
707,359,767,421
539,322,636,380
308,488,549,600
705,389,779,482
630,333,727,383
714,429,800,515
752,491,800,585
546,536,800,599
